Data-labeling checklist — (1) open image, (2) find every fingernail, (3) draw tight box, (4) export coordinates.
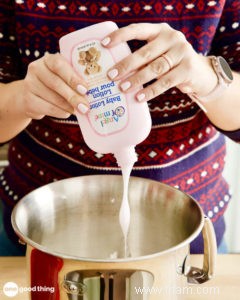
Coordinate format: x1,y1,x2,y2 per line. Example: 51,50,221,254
77,84,88,95
101,37,111,46
121,81,131,91
108,69,118,80
77,103,89,114
137,93,146,102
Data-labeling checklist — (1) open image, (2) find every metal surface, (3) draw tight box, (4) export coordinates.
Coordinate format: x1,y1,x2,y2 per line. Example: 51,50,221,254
12,175,217,299
62,269,154,299
12,175,204,261
186,217,217,284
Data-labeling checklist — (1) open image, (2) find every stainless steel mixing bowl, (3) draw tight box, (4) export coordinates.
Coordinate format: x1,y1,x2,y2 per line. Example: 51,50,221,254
11,175,216,300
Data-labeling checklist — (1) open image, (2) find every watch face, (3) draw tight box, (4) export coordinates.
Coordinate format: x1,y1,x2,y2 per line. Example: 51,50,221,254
219,56,233,82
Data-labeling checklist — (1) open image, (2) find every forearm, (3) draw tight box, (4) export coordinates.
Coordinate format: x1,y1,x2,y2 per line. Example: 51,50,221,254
202,71,240,131
0,81,31,143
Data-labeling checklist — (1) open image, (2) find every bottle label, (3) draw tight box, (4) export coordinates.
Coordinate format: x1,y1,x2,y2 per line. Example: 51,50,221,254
72,40,128,136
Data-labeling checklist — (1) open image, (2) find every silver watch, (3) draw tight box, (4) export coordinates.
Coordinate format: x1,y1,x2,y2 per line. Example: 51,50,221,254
189,56,233,103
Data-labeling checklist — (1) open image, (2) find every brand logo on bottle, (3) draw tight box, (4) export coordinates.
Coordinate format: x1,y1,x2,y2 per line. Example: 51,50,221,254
94,106,126,127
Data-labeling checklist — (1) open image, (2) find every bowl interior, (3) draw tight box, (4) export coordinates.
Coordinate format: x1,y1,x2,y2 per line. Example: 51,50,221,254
12,175,203,260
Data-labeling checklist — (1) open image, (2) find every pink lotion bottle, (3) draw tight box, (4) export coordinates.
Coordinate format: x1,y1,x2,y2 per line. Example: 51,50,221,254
60,22,152,255
59,21,152,169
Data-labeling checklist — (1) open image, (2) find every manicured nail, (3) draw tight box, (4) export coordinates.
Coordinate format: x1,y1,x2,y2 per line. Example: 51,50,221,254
108,69,118,79
121,81,131,91
101,37,111,46
137,93,146,102
77,84,88,95
77,103,89,114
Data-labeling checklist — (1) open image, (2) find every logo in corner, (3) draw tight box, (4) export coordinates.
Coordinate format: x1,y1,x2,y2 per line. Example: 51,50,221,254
3,282,19,297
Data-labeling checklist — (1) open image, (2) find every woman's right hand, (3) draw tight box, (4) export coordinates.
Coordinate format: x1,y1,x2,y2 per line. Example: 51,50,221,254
22,52,89,120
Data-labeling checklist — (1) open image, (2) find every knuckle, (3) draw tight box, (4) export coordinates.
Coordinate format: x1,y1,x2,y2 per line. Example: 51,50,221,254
160,77,172,89
178,83,194,94
67,94,80,107
57,97,74,113
169,30,178,41
185,43,194,57
117,60,130,75
174,30,186,42
52,59,63,74
27,61,38,74
68,76,77,89
150,60,165,76
50,77,61,91
138,48,152,61
129,23,139,32
178,41,188,53
179,40,192,55
46,54,63,73
147,85,159,99
50,92,62,105
160,22,171,31
132,74,144,87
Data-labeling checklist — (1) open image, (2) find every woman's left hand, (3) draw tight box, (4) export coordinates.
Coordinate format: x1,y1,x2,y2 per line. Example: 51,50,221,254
102,23,217,102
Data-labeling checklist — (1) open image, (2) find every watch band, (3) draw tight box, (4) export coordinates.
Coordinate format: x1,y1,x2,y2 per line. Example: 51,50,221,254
188,56,233,106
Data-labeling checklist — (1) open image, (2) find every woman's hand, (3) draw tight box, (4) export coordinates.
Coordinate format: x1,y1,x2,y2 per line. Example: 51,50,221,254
22,53,89,120
102,23,218,102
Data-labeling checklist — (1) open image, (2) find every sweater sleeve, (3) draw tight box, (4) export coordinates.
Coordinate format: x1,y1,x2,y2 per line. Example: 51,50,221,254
209,0,240,72
0,0,23,83
209,0,240,142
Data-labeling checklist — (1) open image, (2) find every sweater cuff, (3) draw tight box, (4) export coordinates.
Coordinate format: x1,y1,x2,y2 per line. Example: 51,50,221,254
214,124,240,142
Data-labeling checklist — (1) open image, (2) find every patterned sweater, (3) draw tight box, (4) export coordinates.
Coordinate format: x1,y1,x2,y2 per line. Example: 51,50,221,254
0,0,240,252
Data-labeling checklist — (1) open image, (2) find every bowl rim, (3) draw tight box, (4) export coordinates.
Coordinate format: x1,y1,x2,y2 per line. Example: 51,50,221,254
11,175,205,262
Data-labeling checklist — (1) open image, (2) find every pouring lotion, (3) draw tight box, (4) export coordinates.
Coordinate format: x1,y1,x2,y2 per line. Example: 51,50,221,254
59,22,152,257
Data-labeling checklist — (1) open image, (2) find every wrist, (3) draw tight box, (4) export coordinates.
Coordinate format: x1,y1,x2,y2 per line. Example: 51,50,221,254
188,56,233,106
9,80,32,121
0,81,32,142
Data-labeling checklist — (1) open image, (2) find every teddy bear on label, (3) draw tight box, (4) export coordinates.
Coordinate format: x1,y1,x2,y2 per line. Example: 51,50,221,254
78,47,102,75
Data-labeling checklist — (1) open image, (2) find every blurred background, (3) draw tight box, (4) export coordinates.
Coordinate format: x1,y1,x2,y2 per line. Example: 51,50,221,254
224,138,240,253
0,138,240,253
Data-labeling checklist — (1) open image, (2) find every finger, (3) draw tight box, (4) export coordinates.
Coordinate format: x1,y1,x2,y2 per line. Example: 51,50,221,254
25,94,71,120
102,23,171,46
31,58,89,113
106,28,186,81
119,46,184,93
44,53,88,94
28,75,74,114
136,64,188,102
43,53,90,113
107,36,169,81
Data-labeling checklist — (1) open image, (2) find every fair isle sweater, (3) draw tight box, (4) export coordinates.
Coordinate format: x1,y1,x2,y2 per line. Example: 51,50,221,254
0,0,240,253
